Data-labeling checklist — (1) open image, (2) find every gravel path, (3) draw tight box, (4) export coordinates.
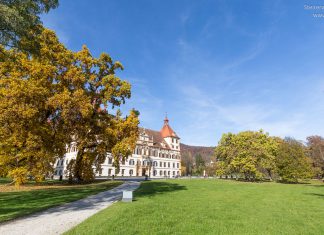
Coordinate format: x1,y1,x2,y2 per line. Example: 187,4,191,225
0,181,140,235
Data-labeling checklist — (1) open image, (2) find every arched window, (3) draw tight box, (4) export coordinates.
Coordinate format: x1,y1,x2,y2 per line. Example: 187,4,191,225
153,170,157,176
153,161,157,167
129,169,133,176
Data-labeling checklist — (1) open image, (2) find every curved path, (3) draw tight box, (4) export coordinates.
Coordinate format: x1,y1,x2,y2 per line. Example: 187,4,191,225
0,181,140,235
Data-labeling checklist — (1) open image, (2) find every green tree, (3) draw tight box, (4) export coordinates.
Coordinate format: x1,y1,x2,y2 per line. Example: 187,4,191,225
0,0,58,52
276,138,313,183
181,152,194,176
215,130,278,180
0,28,139,184
195,154,205,175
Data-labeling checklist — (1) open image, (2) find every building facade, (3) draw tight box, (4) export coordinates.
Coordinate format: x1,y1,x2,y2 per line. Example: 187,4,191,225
54,117,181,179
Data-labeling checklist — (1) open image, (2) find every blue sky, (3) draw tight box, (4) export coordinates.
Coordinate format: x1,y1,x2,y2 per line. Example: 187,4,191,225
41,0,324,146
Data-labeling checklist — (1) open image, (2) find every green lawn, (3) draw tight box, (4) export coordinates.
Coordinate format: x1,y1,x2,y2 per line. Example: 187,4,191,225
0,180,122,222
67,179,324,235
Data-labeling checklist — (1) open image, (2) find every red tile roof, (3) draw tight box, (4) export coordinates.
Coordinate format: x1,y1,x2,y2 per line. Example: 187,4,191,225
160,117,179,138
138,117,179,149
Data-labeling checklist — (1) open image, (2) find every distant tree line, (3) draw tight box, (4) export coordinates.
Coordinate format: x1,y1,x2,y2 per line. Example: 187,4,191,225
214,130,324,183
181,153,217,176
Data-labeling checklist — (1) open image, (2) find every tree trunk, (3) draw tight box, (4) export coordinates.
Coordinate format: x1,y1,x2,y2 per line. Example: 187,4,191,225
74,149,84,182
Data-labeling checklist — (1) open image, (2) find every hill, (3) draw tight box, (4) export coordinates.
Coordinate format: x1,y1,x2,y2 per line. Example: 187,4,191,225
180,143,215,162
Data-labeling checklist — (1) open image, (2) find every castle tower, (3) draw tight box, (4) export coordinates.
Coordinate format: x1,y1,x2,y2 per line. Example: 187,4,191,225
160,115,180,151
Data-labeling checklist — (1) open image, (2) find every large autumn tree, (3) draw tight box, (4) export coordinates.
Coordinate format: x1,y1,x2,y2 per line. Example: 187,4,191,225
0,28,139,184
215,130,279,180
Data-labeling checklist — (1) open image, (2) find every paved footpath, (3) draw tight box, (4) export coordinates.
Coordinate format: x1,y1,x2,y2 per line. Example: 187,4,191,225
0,181,140,235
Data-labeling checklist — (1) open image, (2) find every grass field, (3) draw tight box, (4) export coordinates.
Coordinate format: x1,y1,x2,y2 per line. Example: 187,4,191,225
67,179,324,235
0,179,122,222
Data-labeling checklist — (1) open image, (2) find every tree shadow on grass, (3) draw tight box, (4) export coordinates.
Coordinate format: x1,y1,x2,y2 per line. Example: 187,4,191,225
0,181,123,223
303,184,324,188
134,181,187,199
304,193,324,198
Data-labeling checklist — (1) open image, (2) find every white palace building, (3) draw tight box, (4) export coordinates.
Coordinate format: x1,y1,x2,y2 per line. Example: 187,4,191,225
54,117,181,179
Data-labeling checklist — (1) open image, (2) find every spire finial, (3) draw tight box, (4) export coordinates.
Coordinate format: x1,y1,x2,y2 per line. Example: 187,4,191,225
164,112,169,125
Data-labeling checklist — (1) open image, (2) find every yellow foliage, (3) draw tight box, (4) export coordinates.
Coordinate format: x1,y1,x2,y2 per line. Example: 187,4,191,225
0,28,139,183
8,168,28,187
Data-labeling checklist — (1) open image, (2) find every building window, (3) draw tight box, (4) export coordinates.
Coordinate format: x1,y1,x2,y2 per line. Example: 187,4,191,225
164,170,166,176
61,160,64,166
168,162,170,168
121,169,125,176
164,162,166,167
168,171,170,175
153,170,157,176
177,163,179,168
160,170,162,175
59,170,62,176
173,171,175,176
108,169,112,176
129,169,133,176
173,163,175,168
108,158,112,164
160,162,162,167
129,159,135,165
153,161,157,167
